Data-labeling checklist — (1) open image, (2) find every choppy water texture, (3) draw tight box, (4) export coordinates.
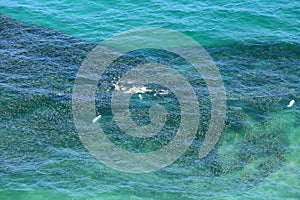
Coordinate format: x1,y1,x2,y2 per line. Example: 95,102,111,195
0,0,300,199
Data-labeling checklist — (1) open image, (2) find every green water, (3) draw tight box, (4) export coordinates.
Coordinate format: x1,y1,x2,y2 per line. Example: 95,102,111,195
1,0,299,46
0,0,299,199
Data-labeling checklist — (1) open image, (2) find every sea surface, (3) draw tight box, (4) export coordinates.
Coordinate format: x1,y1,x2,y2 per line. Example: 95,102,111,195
0,0,299,199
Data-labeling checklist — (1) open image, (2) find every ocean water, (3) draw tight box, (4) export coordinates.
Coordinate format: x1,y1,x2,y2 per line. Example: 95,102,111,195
0,0,299,199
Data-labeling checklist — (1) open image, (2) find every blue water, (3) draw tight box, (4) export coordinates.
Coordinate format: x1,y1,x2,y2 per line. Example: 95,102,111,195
0,0,299,199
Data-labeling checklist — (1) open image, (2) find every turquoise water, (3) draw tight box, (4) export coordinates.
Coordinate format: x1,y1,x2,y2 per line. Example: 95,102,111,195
0,0,299,199
1,0,299,46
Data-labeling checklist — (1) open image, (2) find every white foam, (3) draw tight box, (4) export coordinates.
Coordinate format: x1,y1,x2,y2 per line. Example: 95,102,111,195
113,82,169,97
158,90,169,95
113,82,152,94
